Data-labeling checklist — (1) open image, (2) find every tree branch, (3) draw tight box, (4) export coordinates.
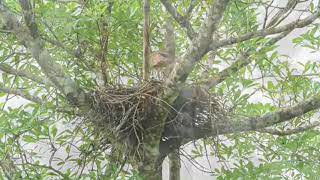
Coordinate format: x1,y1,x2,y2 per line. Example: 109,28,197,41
0,1,88,107
213,9,320,49
186,0,197,17
143,0,151,81
258,121,320,136
203,30,291,89
0,85,42,104
0,63,53,86
97,2,113,84
201,94,320,139
19,0,38,39
266,0,298,28
160,0,196,39
165,18,176,60
164,0,230,92
203,52,251,89
40,24,92,72
21,162,68,179
160,93,320,159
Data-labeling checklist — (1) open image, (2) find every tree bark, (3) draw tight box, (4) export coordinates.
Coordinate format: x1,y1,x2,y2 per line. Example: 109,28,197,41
169,149,180,180
138,160,162,180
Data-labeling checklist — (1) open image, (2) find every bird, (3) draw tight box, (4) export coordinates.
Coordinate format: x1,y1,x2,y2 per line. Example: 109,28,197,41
150,51,174,79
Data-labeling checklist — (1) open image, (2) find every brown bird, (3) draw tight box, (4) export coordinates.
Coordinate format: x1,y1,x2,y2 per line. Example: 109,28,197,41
150,51,175,79
150,51,173,68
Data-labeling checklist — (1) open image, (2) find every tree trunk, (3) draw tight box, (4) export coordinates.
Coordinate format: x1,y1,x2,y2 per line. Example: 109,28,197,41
169,149,180,180
134,141,164,180
138,161,162,180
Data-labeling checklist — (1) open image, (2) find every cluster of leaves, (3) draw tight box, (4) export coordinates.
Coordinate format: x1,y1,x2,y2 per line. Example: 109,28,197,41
1,0,320,179
186,1,320,179
0,0,150,179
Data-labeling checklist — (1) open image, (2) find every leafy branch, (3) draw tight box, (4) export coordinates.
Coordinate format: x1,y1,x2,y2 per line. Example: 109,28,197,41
0,0,88,107
0,63,53,86
0,85,42,104
213,8,320,49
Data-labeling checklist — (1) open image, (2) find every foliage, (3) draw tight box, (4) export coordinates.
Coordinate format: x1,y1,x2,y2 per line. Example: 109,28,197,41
0,0,320,179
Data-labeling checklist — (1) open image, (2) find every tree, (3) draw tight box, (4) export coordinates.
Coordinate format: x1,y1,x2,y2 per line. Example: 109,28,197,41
0,0,320,179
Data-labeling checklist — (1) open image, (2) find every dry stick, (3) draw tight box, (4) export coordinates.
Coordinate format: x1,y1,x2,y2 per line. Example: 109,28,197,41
143,0,151,81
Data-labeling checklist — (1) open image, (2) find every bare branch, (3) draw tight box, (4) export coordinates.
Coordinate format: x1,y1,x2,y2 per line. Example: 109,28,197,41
0,2,88,107
266,0,298,28
0,63,53,86
213,10,320,49
160,0,196,39
258,121,320,136
143,0,151,81
0,85,42,104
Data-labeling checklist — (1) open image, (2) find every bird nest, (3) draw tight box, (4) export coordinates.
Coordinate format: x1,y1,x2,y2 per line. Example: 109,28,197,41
86,81,165,154
83,80,229,158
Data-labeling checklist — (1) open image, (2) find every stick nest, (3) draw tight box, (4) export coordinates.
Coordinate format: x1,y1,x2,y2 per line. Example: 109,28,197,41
84,80,229,157
87,81,164,153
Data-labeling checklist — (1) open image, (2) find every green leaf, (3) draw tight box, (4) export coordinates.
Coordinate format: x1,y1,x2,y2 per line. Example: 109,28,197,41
23,135,37,143
51,125,57,137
